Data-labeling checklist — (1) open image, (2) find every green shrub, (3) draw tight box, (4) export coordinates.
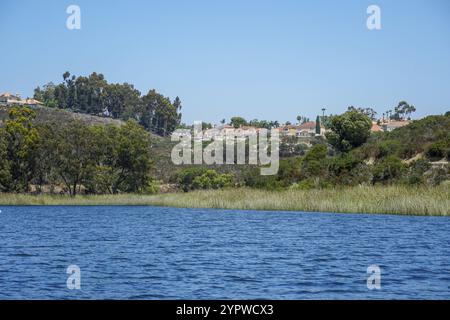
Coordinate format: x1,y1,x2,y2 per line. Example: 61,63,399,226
372,156,406,184
328,153,371,186
294,143,309,156
278,157,302,183
243,157,302,190
426,140,449,160
357,115,450,159
406,175,423,186
244,167,284,190
144,180,159,194
178,168,233,191
177,167,209,191
192,170,233,190
377,140,402,159
301,144,328,178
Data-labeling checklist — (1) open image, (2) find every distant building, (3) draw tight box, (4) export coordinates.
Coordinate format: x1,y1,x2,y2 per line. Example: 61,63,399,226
24,98,44,108
204,124,261,140
0,92,43,108
382,120,410,132
371,122,383,133
279,124,298,136
0,92,23,106
203,124,233,140
277,121,326,137
297,121,318,136
235,125,257,136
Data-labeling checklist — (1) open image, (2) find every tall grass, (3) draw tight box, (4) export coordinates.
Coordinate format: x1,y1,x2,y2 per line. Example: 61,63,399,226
0,185,448,216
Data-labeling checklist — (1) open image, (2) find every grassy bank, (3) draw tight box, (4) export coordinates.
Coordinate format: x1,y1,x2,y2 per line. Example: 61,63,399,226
0,185,449,216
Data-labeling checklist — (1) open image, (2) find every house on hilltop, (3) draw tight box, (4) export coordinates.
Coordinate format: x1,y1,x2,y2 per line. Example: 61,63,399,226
0,92,43,108
278,121,326,137
382,120,410,132
0,92,23,106
371,122,383,133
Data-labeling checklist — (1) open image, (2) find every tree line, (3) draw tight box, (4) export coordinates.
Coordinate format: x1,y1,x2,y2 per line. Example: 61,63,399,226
1,104,445,195
33,72,182,136
0,107,155,195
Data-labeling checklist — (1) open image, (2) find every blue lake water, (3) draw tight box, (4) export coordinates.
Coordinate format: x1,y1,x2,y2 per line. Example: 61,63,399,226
0,206,449,299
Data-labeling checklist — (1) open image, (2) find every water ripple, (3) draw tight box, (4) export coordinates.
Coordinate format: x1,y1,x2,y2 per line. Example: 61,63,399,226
0,206,449,299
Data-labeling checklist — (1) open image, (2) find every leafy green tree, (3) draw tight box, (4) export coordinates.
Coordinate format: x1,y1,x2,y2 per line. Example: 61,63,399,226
230,116,247,128
4,107,39,191
104,83,141,119
32,123,59,192
34,72,182,136
394,101,416,120
84,121,154,194
326,111,372,152
248,119,272,129
141,89,180,136
202,122,212,129
34,82,57,107
112,121,153,193
0,128,12,191
51,120,97,196
321,115,332,129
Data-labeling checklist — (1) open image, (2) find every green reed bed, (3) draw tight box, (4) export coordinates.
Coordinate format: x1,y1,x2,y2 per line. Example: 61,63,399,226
0,185,448,216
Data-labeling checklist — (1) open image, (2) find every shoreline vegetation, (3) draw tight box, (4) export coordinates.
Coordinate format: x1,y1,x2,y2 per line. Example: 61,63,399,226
0,185,448,216
1,74,449,218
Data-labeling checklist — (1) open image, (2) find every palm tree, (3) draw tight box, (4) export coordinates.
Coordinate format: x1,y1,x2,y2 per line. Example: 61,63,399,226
387,110,392,120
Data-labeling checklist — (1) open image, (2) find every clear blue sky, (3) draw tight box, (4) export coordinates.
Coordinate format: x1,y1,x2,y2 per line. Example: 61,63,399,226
1,0,449,123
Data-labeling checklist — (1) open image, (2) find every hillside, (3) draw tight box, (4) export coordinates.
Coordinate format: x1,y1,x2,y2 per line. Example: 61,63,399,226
0,105,245,185
357,114,450,161
0,105,124,127
1,105,448,189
